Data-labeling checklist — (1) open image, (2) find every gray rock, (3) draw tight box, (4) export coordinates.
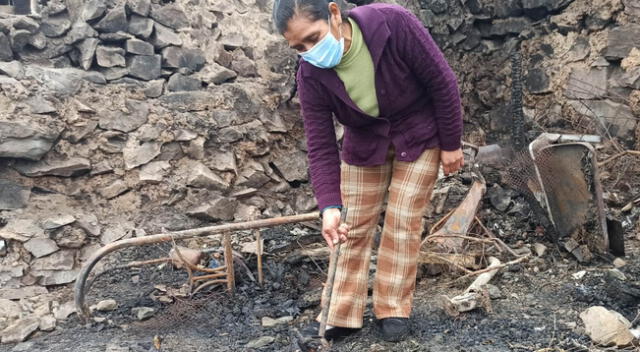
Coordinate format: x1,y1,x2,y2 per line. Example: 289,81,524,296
75,38,99,70
138,125,161,142
187,162,230,190
0,286,48,300
23,238,59,258
139,161,170,183
42,214,76,230
150,4,189,30
565,68,607,100
161,46,205,71
127,54,162,81
96,299,117,312
196,62,237,85
131,307,155,321
127,15,154,39
100,67,129,81
167,73,201,92
174,129,198,142
96,46,126,68
183,136,205,159
10,29,31,52
488,184,512,211
127,0,151,16
0,121,57,160
605,25,640,60
159,91,217,111
143,79,164,98
0,33,12,61
99,31,134,43
99,99,149,132
236,164,270,189
13,158,91,177
0,317,39,344
624,0,640,16
0,240,5,255
38,315,56,332
31,250,75,271
63,21,98,45
81,0,106,21
231,49,257,77
11,17,38,33
0,60,21,80
0,179,30,210
246,336,275,349
0,218,44,242
27,32,47,50
187,197,238,221
568,99,636,139
619,67,640,89
485,17,531,37
11,341,36,352
76,214,101,237
99,180,129,199
0,298,21,324
41,15,72,37
94,6,128,33
484,284,503,299
150,22,182,49
526,68,551,94
272,151,308,182
261,316,293,328
220,32,244,49
123,140,162,170
53,227,87,248
25,96,56,114
100,225,127,244
125,38,154,55
210,150,237,173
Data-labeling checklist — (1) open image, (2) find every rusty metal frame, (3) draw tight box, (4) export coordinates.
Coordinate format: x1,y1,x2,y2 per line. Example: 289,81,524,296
74,212,320,320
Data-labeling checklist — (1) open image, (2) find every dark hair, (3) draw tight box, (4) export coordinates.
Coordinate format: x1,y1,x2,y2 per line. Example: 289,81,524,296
273,0,348,34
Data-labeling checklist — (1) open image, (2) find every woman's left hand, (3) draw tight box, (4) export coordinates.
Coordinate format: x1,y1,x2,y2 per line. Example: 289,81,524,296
440,148,464,175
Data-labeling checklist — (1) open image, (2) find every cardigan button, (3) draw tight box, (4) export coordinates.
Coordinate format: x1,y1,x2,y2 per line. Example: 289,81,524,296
400,152,407,157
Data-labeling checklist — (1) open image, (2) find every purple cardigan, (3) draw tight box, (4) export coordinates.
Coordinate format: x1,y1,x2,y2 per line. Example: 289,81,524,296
296,4,463,211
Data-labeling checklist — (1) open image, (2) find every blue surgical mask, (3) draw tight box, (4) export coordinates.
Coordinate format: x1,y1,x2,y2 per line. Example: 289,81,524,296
300,17,344,69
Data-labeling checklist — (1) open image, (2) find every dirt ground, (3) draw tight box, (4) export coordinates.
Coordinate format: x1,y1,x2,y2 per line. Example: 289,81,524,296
1,209,639,352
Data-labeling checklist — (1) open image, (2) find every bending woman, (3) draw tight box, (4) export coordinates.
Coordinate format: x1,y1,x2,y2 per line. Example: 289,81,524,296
272,0,464,342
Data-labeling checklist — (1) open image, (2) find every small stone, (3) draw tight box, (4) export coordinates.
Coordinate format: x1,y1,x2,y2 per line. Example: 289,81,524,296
127,54,162,81
127,0,151,16
99,99,149,133
186,162,230,190
41,16,72,38
31,250,75,271
64,21,98,45
572,270,587,280
96,46,126,68
607,268,627,281
100,225,127,245
127,15,154,39
144,79,165,98
196,63,237,85
219,32,244,49
261,316,293,328
53,227,87,248
150,4,189,30
139,161,171,183
0,240,5,255
246,336,275,349
38,315,56,332
10,341,35,351
99,31,134,43
0,33,12,62
131,307,155,321
125,39,154,56
613,258,626,268
0,317,39,343
76,214,101,237
81,0,106,21
0,179,30,210
76,38,99,70
42,214,76,230
94,6,128,33
272,151,308,182
123,140,163,170
526,68,551,94
166,73,201,92
53,301,75,320
605,25,640,60
533,243,547,257
187,197,238,221
484,284,503,299
150,22,182,49
580,306,635,347
183,136,205,160
0,219,44,242
96,299,117,312
0,61,24,79
161,46,206,71
565,68,607,100
23,238,59,258
99,180,129,199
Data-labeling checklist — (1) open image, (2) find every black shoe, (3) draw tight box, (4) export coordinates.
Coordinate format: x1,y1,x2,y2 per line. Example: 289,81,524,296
379,318,409,342
300,321,359,340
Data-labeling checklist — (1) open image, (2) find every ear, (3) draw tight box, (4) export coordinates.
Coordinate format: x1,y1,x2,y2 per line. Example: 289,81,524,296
328,2,343,27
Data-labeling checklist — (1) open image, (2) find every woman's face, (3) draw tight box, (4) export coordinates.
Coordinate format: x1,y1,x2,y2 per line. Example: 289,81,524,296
282,5,342,54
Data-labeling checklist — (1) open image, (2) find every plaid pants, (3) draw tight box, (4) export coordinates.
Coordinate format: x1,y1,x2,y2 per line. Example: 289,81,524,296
318,147,440,328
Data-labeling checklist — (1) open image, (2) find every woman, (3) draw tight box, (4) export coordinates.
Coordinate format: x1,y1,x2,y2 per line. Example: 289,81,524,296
272,0,464,342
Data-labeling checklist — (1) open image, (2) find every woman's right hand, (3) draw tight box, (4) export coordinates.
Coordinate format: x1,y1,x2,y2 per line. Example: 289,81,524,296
321,208,349,249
